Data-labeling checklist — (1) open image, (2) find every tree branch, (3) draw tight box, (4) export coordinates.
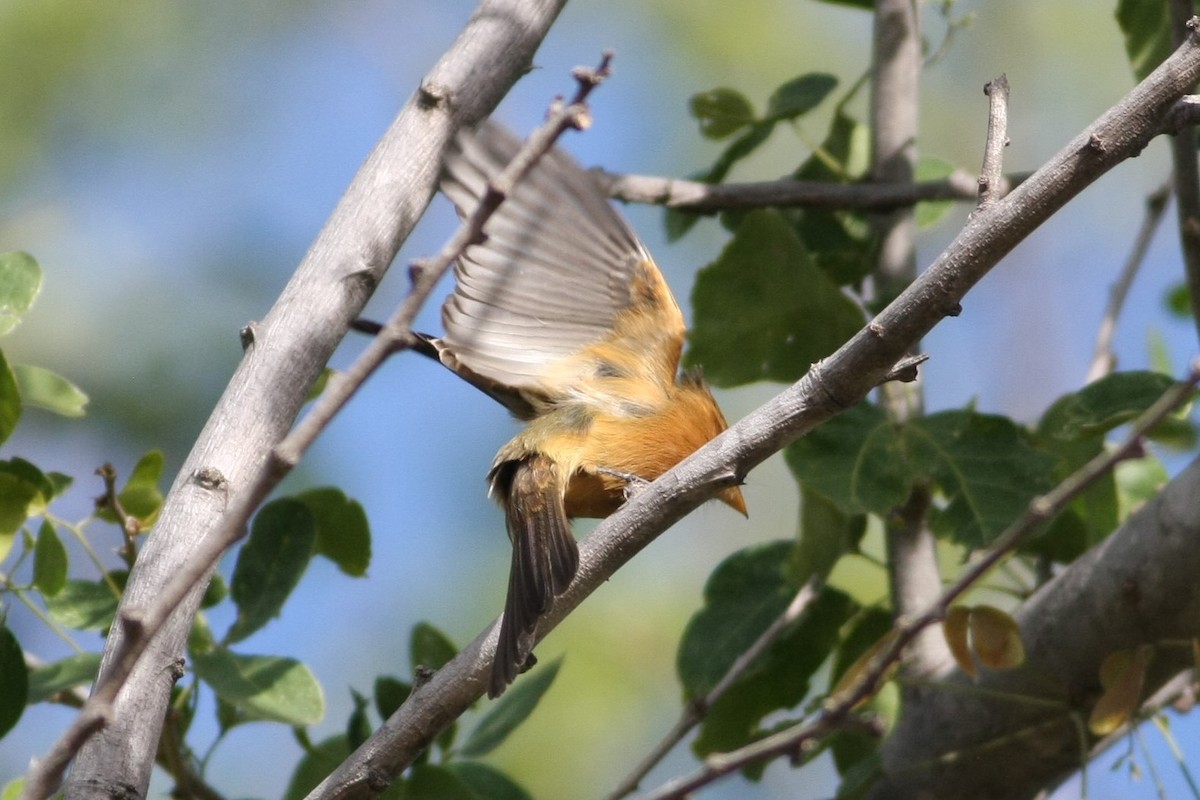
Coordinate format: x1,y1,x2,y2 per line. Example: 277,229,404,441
593,167,1027,213
303,17,1200,800
1169,0,1200,346
29,3,570,800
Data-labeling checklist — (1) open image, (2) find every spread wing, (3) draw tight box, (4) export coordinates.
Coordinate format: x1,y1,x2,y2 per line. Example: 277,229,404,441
437,122,686,417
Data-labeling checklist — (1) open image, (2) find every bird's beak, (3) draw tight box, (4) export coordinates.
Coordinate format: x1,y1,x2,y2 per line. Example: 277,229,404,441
719,485,748,517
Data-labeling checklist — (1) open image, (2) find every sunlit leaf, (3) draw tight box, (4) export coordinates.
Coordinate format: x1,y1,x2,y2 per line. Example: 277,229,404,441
0,252,42,336
943,605,976,678
12,364,87,417
44,577,122,631
192,649,324,726
1089,646,1151,735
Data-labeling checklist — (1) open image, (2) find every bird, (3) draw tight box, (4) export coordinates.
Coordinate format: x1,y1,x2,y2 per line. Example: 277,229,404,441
422,121,747,698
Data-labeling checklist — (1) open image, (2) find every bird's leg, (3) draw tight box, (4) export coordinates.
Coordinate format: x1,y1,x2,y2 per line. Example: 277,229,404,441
593,466,651,501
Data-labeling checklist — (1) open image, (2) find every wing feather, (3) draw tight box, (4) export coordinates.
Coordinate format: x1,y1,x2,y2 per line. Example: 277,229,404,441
438,122,685,403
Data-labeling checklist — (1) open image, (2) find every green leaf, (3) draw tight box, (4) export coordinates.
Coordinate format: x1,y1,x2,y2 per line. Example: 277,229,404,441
0,350,21,447
44,578,122,630
461,658,562,757
0,474,41,540
192,649,324,726
446,762,532,800
679,541,801,696
297,487,371,577
1116,0,1173,81
681,541,855,758
0,623,27,737
786,402,909,515
201,572,228,609
27,652,102,703
227,498,317,643
708,123,776,184
406,764,475,800
687,209,865,386
689,87,756,139
120,450,165,528
282,734,350,800
33,519,68,596
1165,281,1191,318
12,364,88,417
374,675,411,720
765,73,837,122
347,688,371,750
1039,371,1180,440
410,622,457,674
914,158,957,229
2,779,25,800
0,252,43,336
790,404,1056,547
787,487,866,586
829,607,895,773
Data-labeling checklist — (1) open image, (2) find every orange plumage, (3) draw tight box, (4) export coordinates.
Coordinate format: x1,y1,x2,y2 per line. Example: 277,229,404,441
424,123,745,697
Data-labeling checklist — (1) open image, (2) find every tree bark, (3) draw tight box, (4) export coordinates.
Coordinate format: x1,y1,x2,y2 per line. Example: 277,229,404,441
871,456,1200,800
60,1,566,798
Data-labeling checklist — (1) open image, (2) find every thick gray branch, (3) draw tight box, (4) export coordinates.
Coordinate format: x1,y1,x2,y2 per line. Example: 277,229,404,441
870,456,1200,800
50,2,567,799
308,18,1200,800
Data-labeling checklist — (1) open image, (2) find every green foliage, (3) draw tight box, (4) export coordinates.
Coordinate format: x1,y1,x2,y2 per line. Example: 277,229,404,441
461,658,562,758
44,577,122,631
192,649,324,726
410,621,458,673
297,486,372,577
32,519,67,596
227,498,318,644
687,209,865,386
0,621,26,738
12,364,88,417
1116,0,1174,81
0,252,43,336
787,403,1057,547
26,652,101,703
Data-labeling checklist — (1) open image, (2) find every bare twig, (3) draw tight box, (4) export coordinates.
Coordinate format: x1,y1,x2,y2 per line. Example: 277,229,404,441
606,578,822,800
594,168,1028,213
977,75,1011,209
1087,183,1171,382
94,463,140,570
642,363,1200,800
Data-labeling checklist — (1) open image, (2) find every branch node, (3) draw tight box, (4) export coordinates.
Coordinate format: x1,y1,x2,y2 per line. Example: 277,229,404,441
417,80,450,110
239,322,258,351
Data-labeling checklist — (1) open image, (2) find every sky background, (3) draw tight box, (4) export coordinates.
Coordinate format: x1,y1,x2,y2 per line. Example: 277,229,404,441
1,1,1198,798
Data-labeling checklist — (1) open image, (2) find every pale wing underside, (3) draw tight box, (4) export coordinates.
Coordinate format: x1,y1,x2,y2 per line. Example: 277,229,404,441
439,123,682,402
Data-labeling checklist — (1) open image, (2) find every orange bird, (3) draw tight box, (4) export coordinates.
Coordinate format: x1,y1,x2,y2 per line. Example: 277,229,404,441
423,122,746,697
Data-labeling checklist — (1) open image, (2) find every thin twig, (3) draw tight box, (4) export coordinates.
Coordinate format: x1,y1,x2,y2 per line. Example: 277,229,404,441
16,54,613,800
977,75,1011,209
94,463,140,569
1087,183,1172,382
641,362,1200,800
594,168,1028,213
607,578,822,800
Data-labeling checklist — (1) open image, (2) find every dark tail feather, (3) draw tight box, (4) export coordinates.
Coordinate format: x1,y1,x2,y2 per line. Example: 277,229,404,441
349,319,442,361
489,456,579,698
